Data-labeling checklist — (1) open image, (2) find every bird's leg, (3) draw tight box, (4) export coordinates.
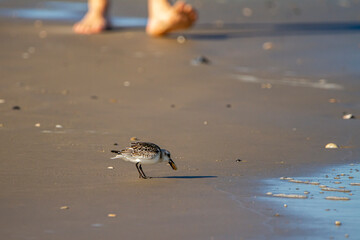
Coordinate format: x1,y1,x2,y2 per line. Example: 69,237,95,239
136,162,148,179
139,164,150,179
135,162,144,178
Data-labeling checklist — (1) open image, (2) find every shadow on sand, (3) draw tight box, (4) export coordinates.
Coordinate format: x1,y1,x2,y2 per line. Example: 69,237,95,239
170,21,360,40
154,176,217,179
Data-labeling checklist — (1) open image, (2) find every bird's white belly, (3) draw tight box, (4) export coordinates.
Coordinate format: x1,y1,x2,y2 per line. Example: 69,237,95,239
124,155,160,164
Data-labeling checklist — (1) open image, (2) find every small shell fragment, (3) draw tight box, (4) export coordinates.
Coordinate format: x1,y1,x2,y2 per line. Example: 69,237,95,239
35,123,41,127
177,35,186,44
130,137,138,141
242,7,253,17
266,192,273,196
342,113,355,119
107,213,116,218
60,206,69,210
107,166,114,170
262,42,273,50
0,99,5,104
335,221,342,226
325,143,338,149
55,125,63,129
326,196,350,201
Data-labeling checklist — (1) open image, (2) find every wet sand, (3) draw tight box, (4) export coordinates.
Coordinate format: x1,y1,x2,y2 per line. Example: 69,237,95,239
1,1,360,239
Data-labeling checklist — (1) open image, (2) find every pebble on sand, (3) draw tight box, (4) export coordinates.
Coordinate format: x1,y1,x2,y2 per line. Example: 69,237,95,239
242,7,253,17
61,89,70,95
123,81,130,87
190,56,210,66
177,35,186,44
328,98,338,103
325,143,338,149
107,213,116,218
107,166,114,170
325,196,350,201
0,99,5,104
39,30,47,39
12,106,21,110
203,121,208,125
60,206,69,210
335,221,342,226
55,125,63,129
130,137,138,141
262,42,273,50
28,47,35,54
35,123,41,127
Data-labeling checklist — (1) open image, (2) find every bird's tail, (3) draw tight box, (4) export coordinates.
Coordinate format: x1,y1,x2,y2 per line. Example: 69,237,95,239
110,150,122,159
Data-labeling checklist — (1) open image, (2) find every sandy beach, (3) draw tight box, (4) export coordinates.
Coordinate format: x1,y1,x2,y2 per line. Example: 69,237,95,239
1,1,360,239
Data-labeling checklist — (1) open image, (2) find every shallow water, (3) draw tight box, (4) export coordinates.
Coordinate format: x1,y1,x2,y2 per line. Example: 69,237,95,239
0,1,147,27
262,163,360,239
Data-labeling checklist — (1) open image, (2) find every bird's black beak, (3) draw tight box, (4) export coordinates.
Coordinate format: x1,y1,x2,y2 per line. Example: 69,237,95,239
169,159,177,170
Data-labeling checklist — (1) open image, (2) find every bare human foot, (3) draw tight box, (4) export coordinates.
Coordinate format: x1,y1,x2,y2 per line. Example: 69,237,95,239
146,0,197,37
73,0,108,34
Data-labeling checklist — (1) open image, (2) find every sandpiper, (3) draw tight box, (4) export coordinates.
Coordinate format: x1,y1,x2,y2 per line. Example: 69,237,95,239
111,142,177,179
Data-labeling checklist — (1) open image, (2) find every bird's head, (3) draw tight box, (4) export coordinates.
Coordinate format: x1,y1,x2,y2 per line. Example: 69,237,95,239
161,149,177,170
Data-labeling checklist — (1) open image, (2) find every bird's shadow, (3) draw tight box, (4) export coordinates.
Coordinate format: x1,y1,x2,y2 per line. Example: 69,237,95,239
153,175,217,179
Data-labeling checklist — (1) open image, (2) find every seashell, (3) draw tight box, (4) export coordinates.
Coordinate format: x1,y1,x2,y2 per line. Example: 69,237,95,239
325,143,338,149
335,221,342,226
342,113,355,119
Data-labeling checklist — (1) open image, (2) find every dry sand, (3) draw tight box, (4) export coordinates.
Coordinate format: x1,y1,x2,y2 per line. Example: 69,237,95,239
1,1,360,239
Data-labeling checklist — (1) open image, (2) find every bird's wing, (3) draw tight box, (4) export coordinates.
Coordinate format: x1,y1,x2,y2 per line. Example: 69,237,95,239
128,142,160,159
